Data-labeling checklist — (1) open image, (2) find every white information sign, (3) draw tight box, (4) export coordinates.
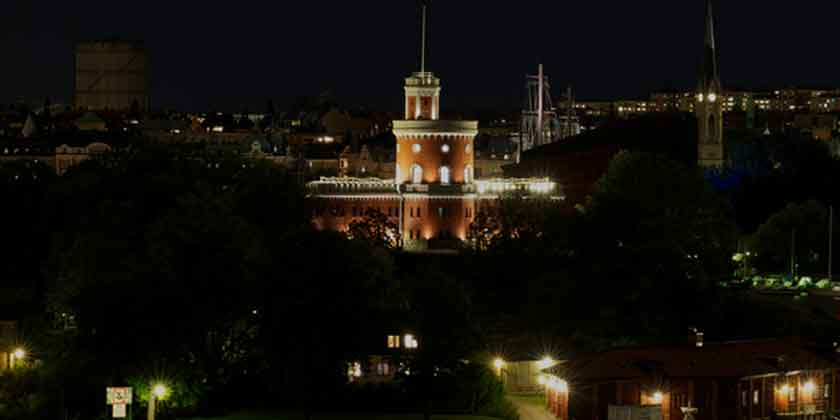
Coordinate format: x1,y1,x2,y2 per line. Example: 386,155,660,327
106,387,133,405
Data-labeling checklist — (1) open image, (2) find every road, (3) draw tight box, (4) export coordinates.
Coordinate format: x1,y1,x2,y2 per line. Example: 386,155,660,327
509,397,555,420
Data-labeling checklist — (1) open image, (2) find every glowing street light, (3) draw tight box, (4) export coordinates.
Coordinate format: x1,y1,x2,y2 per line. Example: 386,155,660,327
537,356,556,370
9,347,26,368
652,391,664,405
148,383,169,420
152,384,169,400
493,357,505,370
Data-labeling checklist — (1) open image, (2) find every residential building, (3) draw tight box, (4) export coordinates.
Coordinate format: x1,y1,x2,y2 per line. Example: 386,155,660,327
542,338,840,420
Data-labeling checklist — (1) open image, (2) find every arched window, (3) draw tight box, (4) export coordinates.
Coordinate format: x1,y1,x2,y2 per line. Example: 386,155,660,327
464,165,473,183
441,144,450,153
412,144,422,153
411,164,423,184
709,115,717,143
440,166,451,185
466,144,472,154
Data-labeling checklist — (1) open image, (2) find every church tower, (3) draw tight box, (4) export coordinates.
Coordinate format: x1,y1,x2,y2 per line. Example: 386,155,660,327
696,0,724,167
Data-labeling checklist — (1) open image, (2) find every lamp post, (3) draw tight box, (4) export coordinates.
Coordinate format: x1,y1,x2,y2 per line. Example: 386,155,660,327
10,348,25,369
147,384,168,420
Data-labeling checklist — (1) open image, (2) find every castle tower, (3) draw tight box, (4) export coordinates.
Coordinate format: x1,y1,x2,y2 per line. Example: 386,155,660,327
394,3,477,186
696,0,724,167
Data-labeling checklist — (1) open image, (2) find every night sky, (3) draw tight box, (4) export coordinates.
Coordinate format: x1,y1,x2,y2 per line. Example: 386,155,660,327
3,1,839,113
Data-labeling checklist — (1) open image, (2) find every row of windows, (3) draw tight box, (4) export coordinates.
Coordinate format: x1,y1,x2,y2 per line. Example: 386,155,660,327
314,206,398,218
740,381,831,407
398,143,472,154
316,205,475,220
400,164,474,184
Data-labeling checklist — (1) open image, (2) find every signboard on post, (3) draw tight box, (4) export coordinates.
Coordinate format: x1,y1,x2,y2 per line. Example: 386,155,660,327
107,387,133,405
107,387,133,419
112,404,127,418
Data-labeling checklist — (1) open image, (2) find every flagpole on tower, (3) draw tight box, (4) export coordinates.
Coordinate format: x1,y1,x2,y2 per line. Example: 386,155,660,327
421,3,427,73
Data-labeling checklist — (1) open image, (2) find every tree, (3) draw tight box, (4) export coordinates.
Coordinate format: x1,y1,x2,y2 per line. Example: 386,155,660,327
579,151,737,339
749,200,834,276
347,208,401,249
467,192,568,254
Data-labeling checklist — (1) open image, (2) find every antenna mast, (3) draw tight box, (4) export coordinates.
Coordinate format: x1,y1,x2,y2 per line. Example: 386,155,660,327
421,3,427,73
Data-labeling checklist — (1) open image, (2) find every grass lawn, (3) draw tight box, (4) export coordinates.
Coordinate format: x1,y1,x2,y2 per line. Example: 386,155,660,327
181,412,500,420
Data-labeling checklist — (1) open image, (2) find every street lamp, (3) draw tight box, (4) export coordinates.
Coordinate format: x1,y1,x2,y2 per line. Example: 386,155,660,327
9,347,25,368
493,357,506,382
148,383,169,420
537,356,555,370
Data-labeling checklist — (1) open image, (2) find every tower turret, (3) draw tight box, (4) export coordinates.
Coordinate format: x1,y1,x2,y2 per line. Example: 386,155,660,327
404,3,441,120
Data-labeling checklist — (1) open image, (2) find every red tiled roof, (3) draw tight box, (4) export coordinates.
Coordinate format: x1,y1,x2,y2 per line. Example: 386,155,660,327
551,338,838,382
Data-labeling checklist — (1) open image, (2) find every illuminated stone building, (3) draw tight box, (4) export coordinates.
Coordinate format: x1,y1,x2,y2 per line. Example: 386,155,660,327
308,6,558,252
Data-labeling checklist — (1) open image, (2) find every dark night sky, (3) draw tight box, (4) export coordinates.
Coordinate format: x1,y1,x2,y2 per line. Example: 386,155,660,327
3,1,839,113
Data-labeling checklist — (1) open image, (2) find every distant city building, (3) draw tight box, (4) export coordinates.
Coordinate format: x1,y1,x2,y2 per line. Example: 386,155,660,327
75,41,149,112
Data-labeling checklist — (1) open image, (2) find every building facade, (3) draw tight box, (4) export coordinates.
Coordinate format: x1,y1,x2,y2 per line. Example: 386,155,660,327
307,10,558,251
542,338,840,420
75,41,149,112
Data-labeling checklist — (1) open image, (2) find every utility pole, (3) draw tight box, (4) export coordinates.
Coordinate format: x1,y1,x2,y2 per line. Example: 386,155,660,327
791,229,797,279
830,206,834,281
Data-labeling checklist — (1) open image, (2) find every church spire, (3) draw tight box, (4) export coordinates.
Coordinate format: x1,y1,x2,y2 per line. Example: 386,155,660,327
699,0,720,93
696,0,724,168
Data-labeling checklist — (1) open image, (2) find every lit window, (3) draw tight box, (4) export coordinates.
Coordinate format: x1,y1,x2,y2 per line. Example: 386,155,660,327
708,93,717,103
395,165,401,183
412,144,422,153
411,164,423,184
753,389,760,405
441,144,450,153
388,335,401,348
466,144,472,153
404,334,418,349
464,165,473,183
396,144,400,153
440,166,451,184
